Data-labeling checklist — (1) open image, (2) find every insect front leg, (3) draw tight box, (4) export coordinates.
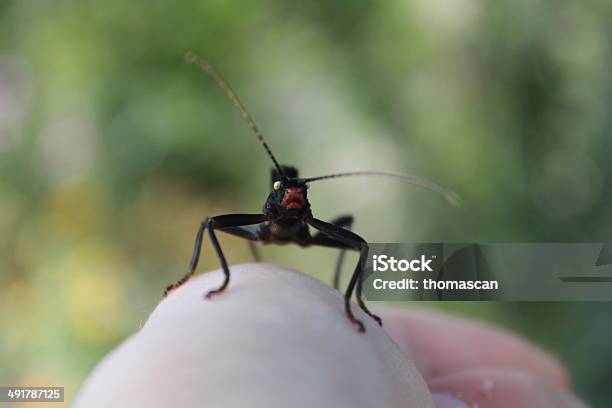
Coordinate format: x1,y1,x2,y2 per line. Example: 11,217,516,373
164,220,206,296
164,214,266,298
311,215,353,289
308,217,382,332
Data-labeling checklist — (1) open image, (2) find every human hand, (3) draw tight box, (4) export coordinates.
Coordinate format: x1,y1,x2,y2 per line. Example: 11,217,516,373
74,264,586,408
379,307,586,407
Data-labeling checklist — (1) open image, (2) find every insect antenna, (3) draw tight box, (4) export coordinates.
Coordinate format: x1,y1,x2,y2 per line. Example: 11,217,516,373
301,171,462,206
185,51,287,180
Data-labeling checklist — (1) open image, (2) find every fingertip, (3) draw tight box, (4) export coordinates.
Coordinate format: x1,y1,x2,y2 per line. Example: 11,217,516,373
432,393,469,408
76,265,435,408
376,307,571,390
428,368,586,408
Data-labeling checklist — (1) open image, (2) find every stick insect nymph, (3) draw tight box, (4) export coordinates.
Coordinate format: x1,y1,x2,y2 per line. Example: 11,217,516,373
164,52,460,332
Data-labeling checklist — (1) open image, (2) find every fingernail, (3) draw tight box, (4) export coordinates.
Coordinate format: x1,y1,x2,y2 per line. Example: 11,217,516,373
432,393,469,408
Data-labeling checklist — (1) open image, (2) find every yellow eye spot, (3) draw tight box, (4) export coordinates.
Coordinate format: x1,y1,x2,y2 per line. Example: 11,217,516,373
273,181,281,190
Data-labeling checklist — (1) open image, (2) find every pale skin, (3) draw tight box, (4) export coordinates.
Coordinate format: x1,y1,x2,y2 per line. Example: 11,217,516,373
74,264,587,408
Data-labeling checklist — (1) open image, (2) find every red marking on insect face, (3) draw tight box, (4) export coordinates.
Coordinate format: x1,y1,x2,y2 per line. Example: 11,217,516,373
282,187,305,209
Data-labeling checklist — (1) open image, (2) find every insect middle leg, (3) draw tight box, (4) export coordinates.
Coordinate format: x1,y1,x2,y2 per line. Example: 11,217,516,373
247,241,261,262
308,217,382,332
311,215,353,289
164,214,266,298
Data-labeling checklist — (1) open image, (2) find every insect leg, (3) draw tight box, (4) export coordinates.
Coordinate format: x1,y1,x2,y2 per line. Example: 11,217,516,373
164,220,206,297
248,242,261,262
356,266,382,325
204,214,267,298
218,225,264,262
164,214,266,298
312,215,353,289
307,217,382,332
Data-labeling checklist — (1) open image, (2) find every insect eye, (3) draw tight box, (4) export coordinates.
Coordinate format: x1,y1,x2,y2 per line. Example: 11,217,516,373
273,181,282,190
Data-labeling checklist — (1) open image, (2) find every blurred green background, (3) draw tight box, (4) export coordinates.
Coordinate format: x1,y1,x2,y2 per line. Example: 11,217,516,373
1,0,611,406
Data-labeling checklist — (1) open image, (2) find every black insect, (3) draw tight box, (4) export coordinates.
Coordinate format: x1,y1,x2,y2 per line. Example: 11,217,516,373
164,52,459,332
